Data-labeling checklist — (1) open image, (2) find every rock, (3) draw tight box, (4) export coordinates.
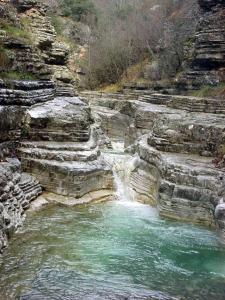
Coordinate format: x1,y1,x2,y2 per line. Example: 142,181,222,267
215,201,225,240
177,0,225,90
39,190,113,207
23,97,91,141
19,96,114,199
0,30,6,37
215,202,225,219
17,1,77,92
0,80,55,106
0,105,25,143
0,160,42,253
199,0,225,10
133,138,221,226
86,89,225,233
28,195,49,212
13,0,40,13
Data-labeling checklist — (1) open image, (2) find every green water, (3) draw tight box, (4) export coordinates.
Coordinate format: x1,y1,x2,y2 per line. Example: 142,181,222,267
0,200,225,300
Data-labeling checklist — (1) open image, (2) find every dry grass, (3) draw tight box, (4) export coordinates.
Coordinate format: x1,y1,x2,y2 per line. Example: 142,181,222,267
99,83,121,93
121,59,149,83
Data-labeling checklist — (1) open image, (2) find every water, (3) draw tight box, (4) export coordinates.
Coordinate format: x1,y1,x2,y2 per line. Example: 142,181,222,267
0,149,225,300
102,145,138,203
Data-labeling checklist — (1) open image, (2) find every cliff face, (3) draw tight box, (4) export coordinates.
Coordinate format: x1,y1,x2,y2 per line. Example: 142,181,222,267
0,0,80,95
178,0,225,91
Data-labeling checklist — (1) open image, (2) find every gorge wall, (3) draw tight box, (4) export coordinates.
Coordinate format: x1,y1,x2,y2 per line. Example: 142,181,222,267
0,81,47,253
177,0,225,91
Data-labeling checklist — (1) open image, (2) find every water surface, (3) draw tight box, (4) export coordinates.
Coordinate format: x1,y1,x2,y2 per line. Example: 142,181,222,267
0,200,225,300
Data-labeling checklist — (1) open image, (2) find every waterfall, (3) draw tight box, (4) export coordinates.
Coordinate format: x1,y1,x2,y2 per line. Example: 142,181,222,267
102,144,138,202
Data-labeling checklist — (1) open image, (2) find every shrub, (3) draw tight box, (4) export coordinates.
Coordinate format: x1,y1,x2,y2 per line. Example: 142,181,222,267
59,0,97,22
0,45,14,71
49,14,62,34
2,24,31,41
192,83,225,98
0,71,38,81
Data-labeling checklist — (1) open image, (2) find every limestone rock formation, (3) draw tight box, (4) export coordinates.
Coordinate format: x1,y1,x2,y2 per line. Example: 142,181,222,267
0,159,42,253
0,80,49,253
17,0,77,95
83,90,225,234
178,0,225,90
0,79,115,252
0,80,55,105
18,96,113,199
0,0,80,94
136,139,222,226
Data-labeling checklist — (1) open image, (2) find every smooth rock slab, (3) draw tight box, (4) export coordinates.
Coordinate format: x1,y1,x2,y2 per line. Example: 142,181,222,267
36,189,114,207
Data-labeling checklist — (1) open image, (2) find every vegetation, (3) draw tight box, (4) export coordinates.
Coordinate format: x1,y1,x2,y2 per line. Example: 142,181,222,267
2,24,30,41
49,14,63,35
0,71,38,81
45,0,197,88
0,46,13,71
0,15,32,44
192,83,225,99
85,0,198,88
59,0,97,22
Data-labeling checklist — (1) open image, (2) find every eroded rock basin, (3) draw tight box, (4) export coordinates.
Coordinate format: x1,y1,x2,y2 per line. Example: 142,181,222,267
0,200,225,300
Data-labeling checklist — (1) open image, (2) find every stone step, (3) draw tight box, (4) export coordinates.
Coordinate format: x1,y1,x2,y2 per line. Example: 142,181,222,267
26,129,90,142
138,94,171,105
56,86,75,97
167,95,225,114
21,182,40,194
19,173,42,203
20,141,96,151
21,158,113,198
24,97,92,142
25,187,43,202
18,147,100,162
149,136,208,156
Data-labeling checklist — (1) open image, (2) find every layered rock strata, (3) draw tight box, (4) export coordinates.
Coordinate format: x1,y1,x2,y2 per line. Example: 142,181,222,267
0,80,53,253
0,80,115,252
0,159,42,253
0,80,55,105
18,96,113,200
16,0,77,95
178,0,225,90
1,0,78,94
83,90,225,233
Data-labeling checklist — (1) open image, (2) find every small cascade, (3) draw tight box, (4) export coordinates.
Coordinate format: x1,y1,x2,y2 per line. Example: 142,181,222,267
102,142,138,202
